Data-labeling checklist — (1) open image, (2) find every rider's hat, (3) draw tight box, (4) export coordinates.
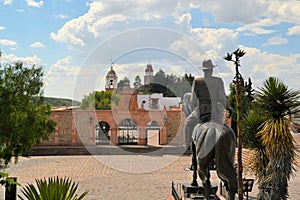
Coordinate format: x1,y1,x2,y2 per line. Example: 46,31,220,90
201,59,217,69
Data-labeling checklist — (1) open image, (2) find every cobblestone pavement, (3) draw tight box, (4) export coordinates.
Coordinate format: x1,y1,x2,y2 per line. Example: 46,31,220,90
1,134,300,200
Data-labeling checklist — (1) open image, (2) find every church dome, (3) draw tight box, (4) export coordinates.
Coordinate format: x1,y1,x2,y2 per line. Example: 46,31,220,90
145,64,153,72
107,66,117,77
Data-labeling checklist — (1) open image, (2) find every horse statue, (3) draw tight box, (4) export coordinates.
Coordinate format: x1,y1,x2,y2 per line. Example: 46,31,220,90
190,121,237,200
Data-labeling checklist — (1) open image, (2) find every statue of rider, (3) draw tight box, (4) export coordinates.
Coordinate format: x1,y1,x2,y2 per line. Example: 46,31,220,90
183,59,231,151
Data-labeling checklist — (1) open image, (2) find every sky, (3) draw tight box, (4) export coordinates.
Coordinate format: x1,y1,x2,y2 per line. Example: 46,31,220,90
1,0,300,101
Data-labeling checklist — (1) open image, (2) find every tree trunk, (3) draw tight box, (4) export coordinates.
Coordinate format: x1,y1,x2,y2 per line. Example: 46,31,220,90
236,79,243,200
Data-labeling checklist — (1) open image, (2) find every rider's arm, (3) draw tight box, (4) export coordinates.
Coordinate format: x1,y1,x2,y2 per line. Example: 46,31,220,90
190,80,198,112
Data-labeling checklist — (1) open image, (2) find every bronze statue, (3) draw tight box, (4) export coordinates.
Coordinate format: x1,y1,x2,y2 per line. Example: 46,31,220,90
183,60,237,199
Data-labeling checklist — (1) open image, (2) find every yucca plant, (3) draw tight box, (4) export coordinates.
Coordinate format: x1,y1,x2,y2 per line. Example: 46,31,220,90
254,77,300,200
241,110,269,186
19,176,88,200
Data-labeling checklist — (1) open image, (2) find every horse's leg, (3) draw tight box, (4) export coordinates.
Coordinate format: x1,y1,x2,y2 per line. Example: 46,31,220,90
215,128,237,200
191,141,198,186
199,155,212,200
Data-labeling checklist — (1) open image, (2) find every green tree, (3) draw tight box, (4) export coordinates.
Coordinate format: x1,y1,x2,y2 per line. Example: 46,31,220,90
182,73,194,86
0,57,56,165
80,91,120,110
133,75,142,89
228,77,254,134
254,77,300,199
152,69,193,98
117,77,130,92
132,69,194,99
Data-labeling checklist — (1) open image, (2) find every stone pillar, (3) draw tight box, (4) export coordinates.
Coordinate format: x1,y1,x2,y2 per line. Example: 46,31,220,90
160,126,167,145
54,115,59,144
110,127,118,145
138,126,147,145
71,118,77,144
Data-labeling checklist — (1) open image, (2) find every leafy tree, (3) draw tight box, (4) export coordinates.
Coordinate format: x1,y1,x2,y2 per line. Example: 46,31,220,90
80,91,120,110
133,75,142,89
151,69,193,98
0,171,20,188
117,77,130,92
228,77,254,134
120,69,194,99
183,73,194,86
0,55,56,165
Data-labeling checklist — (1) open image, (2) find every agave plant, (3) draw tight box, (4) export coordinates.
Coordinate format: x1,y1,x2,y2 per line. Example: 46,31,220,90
19,176,88,200
253,77,300,200
241,110,269,186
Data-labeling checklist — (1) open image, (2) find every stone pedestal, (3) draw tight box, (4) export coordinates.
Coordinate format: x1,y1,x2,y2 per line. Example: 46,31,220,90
182,183,218,199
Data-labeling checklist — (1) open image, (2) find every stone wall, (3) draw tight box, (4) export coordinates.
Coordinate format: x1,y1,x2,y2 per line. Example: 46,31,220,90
39,108,232,146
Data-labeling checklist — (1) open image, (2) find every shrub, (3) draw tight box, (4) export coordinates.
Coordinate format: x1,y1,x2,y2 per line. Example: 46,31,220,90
19,176,88,200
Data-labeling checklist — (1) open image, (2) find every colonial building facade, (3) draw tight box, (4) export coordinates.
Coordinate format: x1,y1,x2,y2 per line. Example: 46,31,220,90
41,64,186,146
41,63,232,146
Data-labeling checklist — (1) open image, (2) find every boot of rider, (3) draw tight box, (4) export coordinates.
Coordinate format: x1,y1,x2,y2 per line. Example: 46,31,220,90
227,191,236,200
203,180,211,200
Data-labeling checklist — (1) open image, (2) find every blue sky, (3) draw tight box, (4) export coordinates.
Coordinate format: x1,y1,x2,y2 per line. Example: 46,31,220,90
1,0,300,101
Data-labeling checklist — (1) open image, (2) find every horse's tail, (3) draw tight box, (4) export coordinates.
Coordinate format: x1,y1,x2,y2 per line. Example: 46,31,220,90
215,125,238,193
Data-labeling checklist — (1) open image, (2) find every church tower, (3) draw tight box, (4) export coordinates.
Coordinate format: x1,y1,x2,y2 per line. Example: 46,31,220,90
144,63,154,85
105,65,118,92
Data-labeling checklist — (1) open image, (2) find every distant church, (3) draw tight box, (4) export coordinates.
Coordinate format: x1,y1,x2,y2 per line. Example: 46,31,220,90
105,63,154,92
104,63,181,111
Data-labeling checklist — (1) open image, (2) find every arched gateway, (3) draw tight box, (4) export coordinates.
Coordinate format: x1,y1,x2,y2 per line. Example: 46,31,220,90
45,104,184,146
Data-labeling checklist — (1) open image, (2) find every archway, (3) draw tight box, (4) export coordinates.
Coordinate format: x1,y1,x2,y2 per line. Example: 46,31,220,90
95,121,110,145
146,121,160,146
118,118,138,144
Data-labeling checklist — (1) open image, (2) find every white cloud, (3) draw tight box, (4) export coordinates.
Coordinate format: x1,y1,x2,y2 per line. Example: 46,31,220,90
220,1,300,36
190,28,239,61
201,1,299,26
230,45,299,91
54,14,68,19
50,15,87,47
50,1,191,48
47,56,80,77
0,39,18,47
237,26,276,35
1,53,42,66
287,26,300,36
3,0,13,5
29,41,45,48
26,0,43,8
198,0,268,24
0,26,6,30
267,1,300,25
176,13,192,26
87,14,127,37
263,35,288,46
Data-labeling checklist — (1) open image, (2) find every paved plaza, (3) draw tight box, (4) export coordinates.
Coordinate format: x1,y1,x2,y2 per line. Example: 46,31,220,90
1,134,300,200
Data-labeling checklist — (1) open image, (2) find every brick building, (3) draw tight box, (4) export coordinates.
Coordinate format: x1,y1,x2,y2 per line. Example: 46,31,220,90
41,64,231,147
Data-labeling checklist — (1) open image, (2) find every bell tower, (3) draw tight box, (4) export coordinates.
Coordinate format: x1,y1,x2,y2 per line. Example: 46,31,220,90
105,65,118,92
144,63,154,85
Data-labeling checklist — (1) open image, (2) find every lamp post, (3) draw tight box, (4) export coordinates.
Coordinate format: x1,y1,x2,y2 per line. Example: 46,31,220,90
95,124,100,144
